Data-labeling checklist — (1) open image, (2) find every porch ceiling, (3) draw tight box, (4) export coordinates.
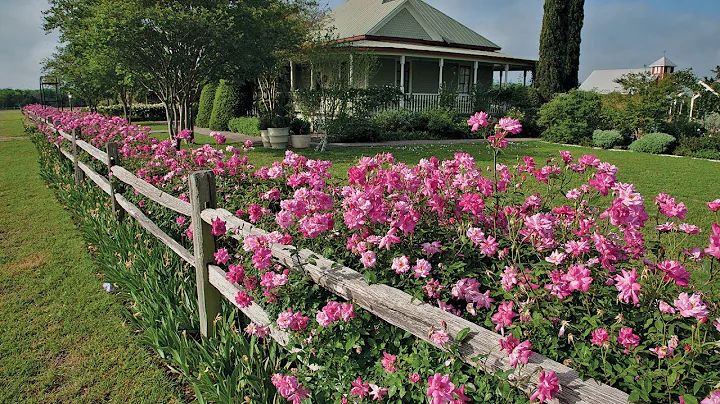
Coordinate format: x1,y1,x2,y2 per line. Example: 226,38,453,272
345,39,536,70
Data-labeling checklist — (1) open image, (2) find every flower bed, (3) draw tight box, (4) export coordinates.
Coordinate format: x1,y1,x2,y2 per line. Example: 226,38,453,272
26,104,720,404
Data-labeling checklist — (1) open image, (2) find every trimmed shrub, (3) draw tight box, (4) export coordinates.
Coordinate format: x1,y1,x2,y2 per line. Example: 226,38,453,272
373,109,428,133
209,80,239,131
629,133,676,154
227,117,259,135
538,90,603,144
421,108,463,138
674,135,720,160
592,130,626,149
195,82,217,128
326,114,381,143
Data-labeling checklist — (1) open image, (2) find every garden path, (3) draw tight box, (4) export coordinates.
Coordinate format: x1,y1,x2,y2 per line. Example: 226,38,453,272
194,126,259,144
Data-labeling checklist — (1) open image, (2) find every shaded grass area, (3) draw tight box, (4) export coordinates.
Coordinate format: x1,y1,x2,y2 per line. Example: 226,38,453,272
0,110,186,403
133,120,167,132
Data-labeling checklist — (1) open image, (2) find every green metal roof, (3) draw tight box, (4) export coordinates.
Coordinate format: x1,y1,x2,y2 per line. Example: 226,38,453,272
326,0,501,50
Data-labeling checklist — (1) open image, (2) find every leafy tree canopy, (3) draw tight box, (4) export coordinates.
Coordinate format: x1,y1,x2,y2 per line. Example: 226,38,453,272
44,0,321,138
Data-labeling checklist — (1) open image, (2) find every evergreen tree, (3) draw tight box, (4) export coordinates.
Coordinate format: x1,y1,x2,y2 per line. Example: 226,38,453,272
564,0,585,90
195,82,217,128
536,0,585,100
536,0,569,101
209,80,240,131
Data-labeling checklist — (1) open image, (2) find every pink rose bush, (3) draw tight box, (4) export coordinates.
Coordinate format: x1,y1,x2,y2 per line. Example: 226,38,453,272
26,105,720,403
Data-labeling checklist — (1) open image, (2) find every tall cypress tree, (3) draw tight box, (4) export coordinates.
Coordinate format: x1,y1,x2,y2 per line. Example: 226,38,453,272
536,0,569,101
536,0,585,100
564,0,585,90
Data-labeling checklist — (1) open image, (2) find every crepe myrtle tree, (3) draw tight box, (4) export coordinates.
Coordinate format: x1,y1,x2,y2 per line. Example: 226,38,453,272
45,0,321,144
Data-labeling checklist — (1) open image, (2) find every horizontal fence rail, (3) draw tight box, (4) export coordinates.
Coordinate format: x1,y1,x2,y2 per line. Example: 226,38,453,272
114,193,195,266
31,114,630,404
110,166,192,217
200,208,629,404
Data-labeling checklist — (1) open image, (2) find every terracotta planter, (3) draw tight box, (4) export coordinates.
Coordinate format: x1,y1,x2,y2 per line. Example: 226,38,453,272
267,127,289,149
290,134,312,148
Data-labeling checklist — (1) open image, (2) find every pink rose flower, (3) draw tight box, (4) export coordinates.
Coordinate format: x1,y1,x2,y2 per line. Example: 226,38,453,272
617,327,640,351
235,290,254,308
467,112,490,132
590,328,609,347
381,352,396,373
674,292,708,320
214,248,230,264
211,217,226,236
530,370,560,403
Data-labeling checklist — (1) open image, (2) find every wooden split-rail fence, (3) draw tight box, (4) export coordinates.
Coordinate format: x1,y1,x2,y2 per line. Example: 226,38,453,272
29,113,630,404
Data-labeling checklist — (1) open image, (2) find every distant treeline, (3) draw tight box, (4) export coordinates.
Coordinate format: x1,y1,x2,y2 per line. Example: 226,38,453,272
0,89,43,109
0,88,89,109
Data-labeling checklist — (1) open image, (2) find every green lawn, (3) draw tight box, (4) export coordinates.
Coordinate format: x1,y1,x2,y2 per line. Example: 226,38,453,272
0,110,186,403
133,120,167,132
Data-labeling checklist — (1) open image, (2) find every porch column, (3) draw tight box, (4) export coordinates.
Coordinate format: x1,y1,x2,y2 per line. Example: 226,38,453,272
400,55,406,108
310,65,314,89
438,58,445,90
504,64,510,88
349,53,354,88
473,61,479,86
290,61,295,91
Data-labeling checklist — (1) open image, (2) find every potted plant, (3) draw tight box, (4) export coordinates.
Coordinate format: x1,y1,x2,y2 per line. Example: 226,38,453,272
258,115,271,147
289,117,312,148
268,115,290,149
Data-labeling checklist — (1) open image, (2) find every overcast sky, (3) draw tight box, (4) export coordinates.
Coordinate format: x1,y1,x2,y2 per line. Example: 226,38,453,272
1,0,718,89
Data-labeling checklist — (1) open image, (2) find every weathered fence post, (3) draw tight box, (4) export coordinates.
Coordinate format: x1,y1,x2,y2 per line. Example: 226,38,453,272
106,142,125,221
189,170,221,337
71,128,83,186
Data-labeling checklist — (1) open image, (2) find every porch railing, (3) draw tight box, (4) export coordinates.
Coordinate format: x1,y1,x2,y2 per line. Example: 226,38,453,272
376,93,510,116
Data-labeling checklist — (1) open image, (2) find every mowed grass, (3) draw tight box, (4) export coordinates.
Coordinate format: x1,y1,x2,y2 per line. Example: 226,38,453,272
0,110,186,403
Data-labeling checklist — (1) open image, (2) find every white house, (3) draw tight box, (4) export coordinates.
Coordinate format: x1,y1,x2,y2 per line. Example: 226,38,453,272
290,0,537,114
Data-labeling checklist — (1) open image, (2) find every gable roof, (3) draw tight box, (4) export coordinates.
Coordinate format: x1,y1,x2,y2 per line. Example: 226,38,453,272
579,68,650,94
326,0,501,50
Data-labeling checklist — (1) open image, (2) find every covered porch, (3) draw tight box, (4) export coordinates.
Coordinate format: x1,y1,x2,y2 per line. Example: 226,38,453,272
290,39,536,115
